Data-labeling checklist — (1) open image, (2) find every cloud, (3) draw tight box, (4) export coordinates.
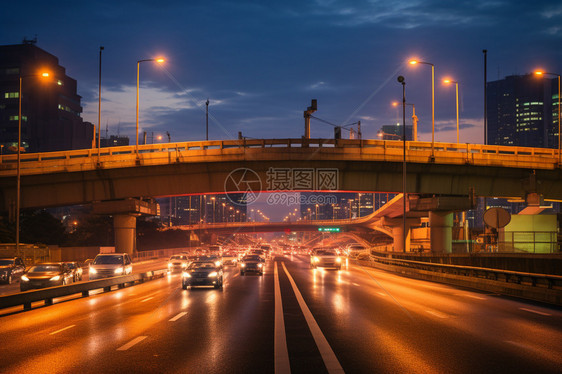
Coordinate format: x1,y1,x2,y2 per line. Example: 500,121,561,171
307,81,328,90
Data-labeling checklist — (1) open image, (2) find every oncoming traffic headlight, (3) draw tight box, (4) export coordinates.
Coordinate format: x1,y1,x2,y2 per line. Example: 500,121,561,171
313,257,320,263
336,257,342,263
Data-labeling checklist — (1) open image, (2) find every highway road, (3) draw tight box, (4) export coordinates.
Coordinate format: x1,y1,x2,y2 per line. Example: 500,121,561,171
1,255,561,373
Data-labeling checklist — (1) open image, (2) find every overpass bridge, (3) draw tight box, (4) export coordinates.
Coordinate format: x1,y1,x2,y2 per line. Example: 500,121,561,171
0,138,560,253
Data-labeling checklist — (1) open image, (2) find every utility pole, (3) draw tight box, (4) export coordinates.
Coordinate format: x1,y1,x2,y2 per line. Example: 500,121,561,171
206,99,209,141
304,99,317,139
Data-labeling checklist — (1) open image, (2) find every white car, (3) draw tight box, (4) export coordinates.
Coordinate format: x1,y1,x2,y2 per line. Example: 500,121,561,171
167,254,190,273
310,248,343,270
89,253,133,280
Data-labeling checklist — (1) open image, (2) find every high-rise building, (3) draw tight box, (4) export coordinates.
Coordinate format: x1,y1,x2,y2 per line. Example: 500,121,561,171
487,74,557,148
0,40,93,153
379,124,413,141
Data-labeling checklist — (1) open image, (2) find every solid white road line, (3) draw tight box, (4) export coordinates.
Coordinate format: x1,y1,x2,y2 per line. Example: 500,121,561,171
281,262,344,374
141,297,154,303
117,336,147,351
49,325,76,335
274,262,291,374
454,293,486,300
426,310,448,319
519,307,551,316
169,312,187,322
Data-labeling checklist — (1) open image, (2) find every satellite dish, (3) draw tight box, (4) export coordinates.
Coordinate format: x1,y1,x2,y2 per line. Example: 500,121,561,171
483,207,511,229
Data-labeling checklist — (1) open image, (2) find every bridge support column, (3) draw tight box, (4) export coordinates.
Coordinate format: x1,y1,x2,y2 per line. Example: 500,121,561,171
114,214,136,255
92,198,159,255
429,211,453,253
391,224,411,252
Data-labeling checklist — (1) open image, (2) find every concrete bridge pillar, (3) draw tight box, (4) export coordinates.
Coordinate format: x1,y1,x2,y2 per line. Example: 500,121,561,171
114,214,136,255
391,224,411,252
429,211,453,253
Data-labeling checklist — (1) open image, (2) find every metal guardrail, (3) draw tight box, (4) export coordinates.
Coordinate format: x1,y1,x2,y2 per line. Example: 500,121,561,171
361,256,562,290
0,138,559,176
0,269,167,311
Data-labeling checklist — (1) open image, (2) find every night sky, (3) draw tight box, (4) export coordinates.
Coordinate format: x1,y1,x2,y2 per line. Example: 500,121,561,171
2,1,562,145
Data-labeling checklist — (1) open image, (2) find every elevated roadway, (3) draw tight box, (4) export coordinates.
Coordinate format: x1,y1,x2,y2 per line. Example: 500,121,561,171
0,138,561,210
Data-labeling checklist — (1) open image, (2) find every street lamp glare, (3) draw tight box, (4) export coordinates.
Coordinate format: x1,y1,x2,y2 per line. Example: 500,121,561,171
156,58,165,63
409,60,418,65
443,79,451,84
41,72,49,77
534,71,544,76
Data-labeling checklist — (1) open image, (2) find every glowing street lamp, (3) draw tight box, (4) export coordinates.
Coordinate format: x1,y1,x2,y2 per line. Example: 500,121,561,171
17,71,51,256
443,78,460,143
409,59,435,157
136,57,165,154
535,70,561,166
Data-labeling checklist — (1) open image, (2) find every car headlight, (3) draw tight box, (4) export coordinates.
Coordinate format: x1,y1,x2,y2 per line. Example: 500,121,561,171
168,263,173,268
208,271,218,277
313,257,320,262
21,275,29,282
336,257,342,263
50,275,61,281
241,263,246,267
215,261,221,267
182,272,191,278
258,263,263,268
89,267,97,274
114,267,124,274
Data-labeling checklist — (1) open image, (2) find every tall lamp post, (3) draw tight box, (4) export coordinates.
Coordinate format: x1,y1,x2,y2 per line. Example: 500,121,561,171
409,60,435,158
97,46,104,159
398,75,407,253
17,72,50,256
443,79,460,143
136,57,165,154
535,71,561,166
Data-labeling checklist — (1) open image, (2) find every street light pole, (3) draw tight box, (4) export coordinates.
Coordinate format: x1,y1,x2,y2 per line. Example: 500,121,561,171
444,79,460,143
17,72,50,256
136,57,165,155
97,46,104,159
409,60,435,158
398,75,407,253
535,71,561,166
206,99,209,141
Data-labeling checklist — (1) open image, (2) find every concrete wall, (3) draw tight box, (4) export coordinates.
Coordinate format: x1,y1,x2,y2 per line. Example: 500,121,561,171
499,214,557,253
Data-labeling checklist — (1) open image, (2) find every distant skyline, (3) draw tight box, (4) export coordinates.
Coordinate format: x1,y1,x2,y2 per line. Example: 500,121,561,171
2,1,561,146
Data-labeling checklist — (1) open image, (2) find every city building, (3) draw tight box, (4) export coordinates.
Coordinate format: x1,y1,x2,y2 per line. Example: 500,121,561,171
378,124,413,141
0,40,93,153
100,135,129,147
487,74,558,148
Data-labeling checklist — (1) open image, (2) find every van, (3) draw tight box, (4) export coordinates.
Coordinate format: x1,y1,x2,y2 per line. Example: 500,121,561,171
89,253,133,280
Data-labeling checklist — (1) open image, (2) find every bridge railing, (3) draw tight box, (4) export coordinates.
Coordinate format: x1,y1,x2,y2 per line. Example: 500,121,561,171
356,256,562,304
0,138,559,176
0,269,167,311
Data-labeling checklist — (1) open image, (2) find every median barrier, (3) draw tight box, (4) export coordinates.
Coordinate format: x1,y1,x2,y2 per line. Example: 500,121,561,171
0,269,167,311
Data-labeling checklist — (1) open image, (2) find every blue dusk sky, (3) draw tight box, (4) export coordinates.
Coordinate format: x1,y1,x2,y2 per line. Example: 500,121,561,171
2,1,562,145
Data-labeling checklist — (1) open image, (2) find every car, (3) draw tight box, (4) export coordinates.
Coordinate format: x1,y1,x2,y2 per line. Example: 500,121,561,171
64,261,83,281
167,254,190,273
221,251,238,266
0,256,26,284
89,253,133,280
181,261,223,289
20,262,74,291
198,255,223,268
347,244,368,258
239,255,264,276
310,248,343,270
